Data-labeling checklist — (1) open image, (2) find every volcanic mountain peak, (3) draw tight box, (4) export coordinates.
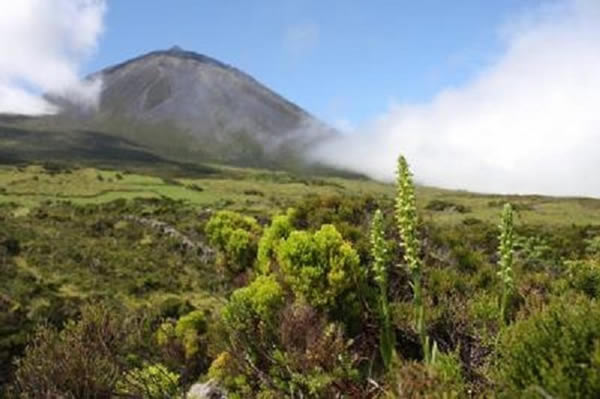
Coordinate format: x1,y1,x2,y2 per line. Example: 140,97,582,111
100,46,238,78
28,47,334,170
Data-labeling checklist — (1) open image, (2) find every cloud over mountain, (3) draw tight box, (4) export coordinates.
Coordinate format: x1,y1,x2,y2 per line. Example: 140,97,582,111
315,0,600,197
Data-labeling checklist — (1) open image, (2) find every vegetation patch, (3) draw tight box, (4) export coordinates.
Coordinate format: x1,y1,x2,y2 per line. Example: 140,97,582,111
1,158,600,396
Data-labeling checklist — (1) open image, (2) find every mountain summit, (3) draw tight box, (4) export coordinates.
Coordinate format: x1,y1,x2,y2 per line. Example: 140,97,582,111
49,47,332,168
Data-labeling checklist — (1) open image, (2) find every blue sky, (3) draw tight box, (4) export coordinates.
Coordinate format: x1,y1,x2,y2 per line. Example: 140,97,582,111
87,1,542,127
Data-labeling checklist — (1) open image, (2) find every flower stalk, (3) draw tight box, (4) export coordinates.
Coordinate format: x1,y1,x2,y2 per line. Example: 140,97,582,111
498,203,515,325
395,155,437,364
370,209,395,369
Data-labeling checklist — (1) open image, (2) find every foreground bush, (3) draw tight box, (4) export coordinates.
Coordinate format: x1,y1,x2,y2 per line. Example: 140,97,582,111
117,363,181,399
256,208,295,274
389,354,464,399
497,296,600,398
565,258,600,298
155,310,210,384
8,304,178,398
276,224,364,311
216,274,362,397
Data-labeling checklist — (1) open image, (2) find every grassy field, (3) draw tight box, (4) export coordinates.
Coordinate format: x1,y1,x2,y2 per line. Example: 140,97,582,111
3,160,600,396
1,163,599,226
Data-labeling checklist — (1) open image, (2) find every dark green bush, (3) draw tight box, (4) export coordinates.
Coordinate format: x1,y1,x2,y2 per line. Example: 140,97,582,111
425,199,470,214
9,304,166,398
565,259,600,298
497,296,600,398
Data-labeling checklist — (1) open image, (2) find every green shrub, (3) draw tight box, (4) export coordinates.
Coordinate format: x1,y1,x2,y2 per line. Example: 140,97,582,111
205,210,262,273
10,305,144,398
390,361,462,399
223,275,285,338
207,351,253,399
219,268,365,397
453,245,486,274
467,291,500,341
276,224,363,309
219,296,361,397
586,236,600,257
117,363,182,398
425,199,470,213
175,310,207,359
565,259,600,298
434,350,464,392
157,295,194,319
497,296,600,398
514,234,553,270
256,208,295,274
155,310,210,383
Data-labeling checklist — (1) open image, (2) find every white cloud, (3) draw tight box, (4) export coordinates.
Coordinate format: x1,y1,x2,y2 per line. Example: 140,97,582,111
315,0,600,197
0,0,106,115
284,22,319,58
332,118,356,133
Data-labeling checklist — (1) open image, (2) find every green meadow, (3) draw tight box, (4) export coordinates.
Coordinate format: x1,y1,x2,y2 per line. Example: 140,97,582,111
2,162,600,397
2,164,598,225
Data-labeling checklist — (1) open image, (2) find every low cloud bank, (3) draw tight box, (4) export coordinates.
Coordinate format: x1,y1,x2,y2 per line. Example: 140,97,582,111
0,0,106,115
314,0,600,197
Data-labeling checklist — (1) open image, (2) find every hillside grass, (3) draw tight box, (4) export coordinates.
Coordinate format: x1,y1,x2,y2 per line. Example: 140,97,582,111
1,164,599,226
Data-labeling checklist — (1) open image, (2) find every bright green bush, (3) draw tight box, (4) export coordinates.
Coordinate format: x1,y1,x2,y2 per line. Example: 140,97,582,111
207,352,253,399
155,310,210,384
256,208,295,274
205,210,262,273
175,310,207,359
276,224,363,309
223,275,285,334
497,296,600,398
117,363,182,398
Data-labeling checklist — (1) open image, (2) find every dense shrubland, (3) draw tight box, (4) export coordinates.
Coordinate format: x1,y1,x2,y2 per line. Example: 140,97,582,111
1,158,600,397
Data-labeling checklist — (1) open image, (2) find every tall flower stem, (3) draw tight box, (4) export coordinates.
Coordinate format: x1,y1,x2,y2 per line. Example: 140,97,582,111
395,156,436,364
370,209,395,369
498,203,515,325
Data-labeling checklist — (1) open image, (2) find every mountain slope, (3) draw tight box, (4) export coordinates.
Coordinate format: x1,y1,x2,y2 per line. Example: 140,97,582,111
1,47,334,171
51,46,332,167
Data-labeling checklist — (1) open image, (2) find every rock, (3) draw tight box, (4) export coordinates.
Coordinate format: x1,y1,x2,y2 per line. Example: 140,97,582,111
187,379,227,399
123,215,215,261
